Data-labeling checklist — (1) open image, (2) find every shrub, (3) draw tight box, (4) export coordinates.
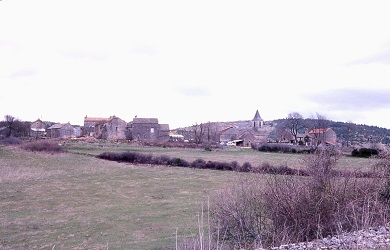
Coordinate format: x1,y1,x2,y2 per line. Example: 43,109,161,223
210,175,268,249
22,140,64,153
209,148,389,248
151,155,172,165
97,151,156,164
264,148,388,245
191,158,207,169
351,147,379,158
170,158,190,167
373,150,390,204
238,162,252,172
257,143,311,154
255,162,308,176
0,136,23,145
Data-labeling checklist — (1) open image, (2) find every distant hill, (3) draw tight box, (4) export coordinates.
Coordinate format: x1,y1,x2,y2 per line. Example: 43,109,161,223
270,119,390,146
175,119,390,146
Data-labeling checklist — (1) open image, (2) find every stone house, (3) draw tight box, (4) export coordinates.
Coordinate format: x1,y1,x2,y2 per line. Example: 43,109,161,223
308,128,337,146
83,116,111,137
30,119,47,138
95,116,127,140
47,123,76,139
128,117,170,141
158,124,171,141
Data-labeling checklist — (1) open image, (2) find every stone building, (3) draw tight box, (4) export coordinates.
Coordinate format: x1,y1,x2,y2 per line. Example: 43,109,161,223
30,119,47,138
83,116,111,137
95,116,127,140
252,109,264,130
218,110,268,147
308,128,337,146
128,117,170,141
47,123,76,139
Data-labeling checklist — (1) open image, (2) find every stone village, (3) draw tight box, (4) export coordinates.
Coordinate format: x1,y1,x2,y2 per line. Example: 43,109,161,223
27,110,337,148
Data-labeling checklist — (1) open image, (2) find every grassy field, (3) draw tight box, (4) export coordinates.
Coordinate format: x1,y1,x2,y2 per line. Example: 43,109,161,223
64,141,377,172
0,142,378,249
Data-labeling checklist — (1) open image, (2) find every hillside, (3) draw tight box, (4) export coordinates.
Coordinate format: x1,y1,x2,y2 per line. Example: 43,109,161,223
175,119,390,146
271,119,390,146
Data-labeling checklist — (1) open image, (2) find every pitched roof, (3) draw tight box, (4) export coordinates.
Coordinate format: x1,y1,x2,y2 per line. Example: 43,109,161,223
133,118,159,124
84,117,111,122
47,123,73,130
252,110,263,121
48,123,65,129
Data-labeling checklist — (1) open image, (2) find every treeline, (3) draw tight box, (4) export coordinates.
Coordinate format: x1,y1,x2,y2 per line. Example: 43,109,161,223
271,118,390,145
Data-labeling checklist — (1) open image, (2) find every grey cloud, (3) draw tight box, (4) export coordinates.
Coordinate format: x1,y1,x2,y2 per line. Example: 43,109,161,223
348,51,390,65
176,86,211,97
9,68,37,79
0,40,19,49
133,45,157,56
304,88,390,111
62,50,108,61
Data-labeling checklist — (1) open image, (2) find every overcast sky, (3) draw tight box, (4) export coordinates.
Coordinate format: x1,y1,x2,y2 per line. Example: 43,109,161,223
1,0,390,129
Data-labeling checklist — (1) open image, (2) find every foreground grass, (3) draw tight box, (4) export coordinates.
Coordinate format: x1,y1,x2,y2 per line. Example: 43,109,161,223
0,146,235,249
1,142,378,249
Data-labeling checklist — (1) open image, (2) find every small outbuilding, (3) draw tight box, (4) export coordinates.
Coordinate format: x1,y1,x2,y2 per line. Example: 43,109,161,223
47,123,76,139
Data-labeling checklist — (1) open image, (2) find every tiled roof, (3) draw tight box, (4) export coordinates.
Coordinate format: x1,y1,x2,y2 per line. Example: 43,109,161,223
84,117,111,122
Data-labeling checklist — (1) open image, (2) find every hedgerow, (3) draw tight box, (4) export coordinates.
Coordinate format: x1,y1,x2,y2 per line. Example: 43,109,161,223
22,140,64,153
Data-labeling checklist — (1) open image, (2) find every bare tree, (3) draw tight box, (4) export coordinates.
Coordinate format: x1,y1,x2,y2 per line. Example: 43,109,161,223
307,113,330,147
3,115,19,137
285,112,304,144
192,123,205,144
203,122,221,143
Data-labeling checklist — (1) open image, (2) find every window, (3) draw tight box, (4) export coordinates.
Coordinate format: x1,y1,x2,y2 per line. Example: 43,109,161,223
151,128,154,133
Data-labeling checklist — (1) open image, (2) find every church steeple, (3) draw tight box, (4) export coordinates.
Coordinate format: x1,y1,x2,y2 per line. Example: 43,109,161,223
252,110,263,130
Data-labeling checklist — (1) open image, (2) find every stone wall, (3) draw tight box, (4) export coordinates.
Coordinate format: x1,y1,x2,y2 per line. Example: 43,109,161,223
131,123,159,141
100,117,127,140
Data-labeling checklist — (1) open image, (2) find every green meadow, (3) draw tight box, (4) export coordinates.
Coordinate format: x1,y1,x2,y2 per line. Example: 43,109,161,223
0,143,377,249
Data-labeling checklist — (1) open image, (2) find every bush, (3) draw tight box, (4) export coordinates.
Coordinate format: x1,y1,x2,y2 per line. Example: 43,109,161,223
239,162,252,172
151,155,172,165
170,158,190,167
373,150,390,204
351,147,379,158
22,140,64,153
257,143,312,154
0,136,23,145
191,158,207,168
255,162,308,176
210,176,268,249
209,148,389,248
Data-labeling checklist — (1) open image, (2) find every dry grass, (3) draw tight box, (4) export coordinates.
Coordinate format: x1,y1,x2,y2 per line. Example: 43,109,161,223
0,142,382,249
0,146,235,249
